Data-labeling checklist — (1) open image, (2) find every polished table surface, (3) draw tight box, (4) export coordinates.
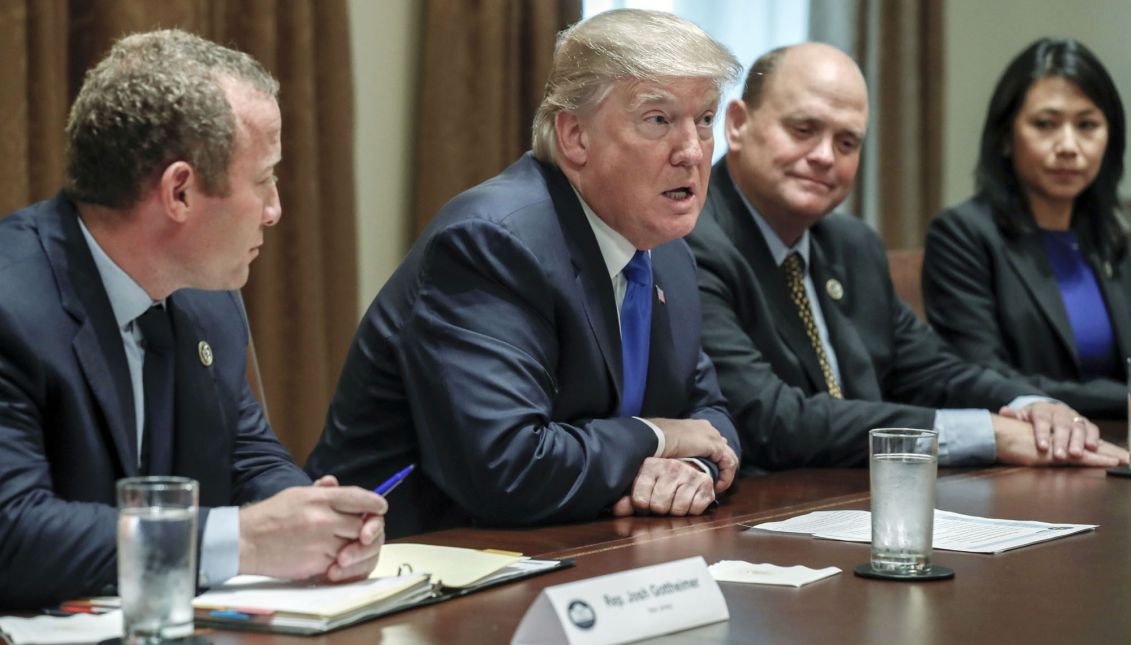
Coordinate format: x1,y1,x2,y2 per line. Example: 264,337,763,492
206,466,1131,644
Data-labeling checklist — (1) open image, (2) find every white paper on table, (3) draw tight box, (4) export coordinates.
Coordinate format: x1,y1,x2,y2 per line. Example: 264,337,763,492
0,610,122,645
749,509,1096,554
708,561,841,587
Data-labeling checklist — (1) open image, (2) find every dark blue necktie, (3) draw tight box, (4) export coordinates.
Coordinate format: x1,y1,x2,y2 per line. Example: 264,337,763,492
136,304,175,475
618,250,653,417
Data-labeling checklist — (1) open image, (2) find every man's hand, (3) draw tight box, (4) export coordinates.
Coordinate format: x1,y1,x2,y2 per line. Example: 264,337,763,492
992,414,1127,467
239,476,387,582
610,457,715,517
646,417,738,492
999,401,1100,460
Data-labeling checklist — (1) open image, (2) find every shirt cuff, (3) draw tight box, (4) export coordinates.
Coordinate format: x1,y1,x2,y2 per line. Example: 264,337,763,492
634,417,665,457
198,506,240,588
1006,395,1059,410
934,409,995,466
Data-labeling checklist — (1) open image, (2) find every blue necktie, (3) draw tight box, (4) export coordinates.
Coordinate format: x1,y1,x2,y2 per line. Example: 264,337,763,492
136,304,175,475
618,250,653,417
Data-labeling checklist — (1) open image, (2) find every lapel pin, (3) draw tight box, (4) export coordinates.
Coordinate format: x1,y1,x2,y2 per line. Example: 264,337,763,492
198,340,214,367
1104,261,1113,278
656,285,666,305
826,278,844,301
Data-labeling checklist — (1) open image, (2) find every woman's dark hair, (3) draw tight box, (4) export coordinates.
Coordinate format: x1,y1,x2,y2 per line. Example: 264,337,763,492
976,37,1128,260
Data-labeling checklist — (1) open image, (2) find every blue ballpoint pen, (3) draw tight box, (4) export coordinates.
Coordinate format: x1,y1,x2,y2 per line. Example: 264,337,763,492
374,464,415,496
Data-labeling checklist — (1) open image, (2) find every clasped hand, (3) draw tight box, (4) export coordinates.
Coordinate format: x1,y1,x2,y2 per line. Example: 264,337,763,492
238,475,387,582
995,402,1128,466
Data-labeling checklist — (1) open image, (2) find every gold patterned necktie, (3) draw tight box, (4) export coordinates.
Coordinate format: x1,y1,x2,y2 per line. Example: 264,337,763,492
781,252,843,399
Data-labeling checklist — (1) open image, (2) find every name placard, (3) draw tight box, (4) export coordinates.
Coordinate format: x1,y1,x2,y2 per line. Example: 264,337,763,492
510,556,727,645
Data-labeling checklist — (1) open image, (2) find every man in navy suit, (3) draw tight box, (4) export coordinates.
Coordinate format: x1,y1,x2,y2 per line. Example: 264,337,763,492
306,9,743,538
0,30,387,609
686,42,1128,469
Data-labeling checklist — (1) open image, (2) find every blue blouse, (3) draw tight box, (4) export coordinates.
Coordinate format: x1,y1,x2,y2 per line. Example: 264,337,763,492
1040,229,1118,379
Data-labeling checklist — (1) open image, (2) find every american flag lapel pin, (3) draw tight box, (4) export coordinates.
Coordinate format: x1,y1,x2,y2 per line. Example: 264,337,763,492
656,285,665,304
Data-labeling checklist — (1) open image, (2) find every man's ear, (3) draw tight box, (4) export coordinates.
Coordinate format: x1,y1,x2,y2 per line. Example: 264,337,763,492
724,99,750,152
158,161,195,223
554,111,589,167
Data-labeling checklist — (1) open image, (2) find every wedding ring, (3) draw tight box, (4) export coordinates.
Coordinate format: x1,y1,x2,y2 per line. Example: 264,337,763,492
1072,416,1085,424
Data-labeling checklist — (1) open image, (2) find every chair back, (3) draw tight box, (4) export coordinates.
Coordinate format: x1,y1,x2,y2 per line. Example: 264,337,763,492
886,248,926,321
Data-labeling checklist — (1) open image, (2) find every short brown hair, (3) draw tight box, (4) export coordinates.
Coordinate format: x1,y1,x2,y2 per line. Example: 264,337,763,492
65,29,278,209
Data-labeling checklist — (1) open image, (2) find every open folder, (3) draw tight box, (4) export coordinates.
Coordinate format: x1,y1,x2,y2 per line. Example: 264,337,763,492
193,543,572,634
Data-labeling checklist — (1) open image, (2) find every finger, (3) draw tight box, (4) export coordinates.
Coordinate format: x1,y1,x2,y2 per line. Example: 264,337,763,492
1083,420,1101,451
667,480,695,516
313,474,339,488
324,487,389,516
998,406,1025,421
688,479,716,515
611,496,634,517
326,552,381,582
336,536,383,570
631,462,659,511
1066,417,1088,459
1029,413,1053,454
1096,441,1130,464
1069,450,1121,468
715,447,737,493
648,472,679,515
1047,416,1071,461
359,515,385,545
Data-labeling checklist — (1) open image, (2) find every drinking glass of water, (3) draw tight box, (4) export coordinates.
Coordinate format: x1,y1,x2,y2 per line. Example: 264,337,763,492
855,429,953,580
117,476,198,642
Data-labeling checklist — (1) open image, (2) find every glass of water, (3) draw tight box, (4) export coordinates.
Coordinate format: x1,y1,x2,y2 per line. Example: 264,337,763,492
117,476,198,642
866,429,942,577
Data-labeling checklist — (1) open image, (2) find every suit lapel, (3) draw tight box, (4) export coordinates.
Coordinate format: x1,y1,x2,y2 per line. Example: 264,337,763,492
39,195,138,476
712,164,827,393
1003,234,1077,364
538,159,624,398
168,294,232,506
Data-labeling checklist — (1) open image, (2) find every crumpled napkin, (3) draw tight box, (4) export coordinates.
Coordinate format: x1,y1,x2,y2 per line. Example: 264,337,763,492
708,560,841,587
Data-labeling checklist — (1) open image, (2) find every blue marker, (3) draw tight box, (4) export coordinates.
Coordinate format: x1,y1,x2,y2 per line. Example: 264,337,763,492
374,464,415,496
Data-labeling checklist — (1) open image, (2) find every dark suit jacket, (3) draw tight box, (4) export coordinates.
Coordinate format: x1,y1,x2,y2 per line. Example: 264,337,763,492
0,194,310,609
923,196,1131,418
305,153,738,538
685,160,1039,469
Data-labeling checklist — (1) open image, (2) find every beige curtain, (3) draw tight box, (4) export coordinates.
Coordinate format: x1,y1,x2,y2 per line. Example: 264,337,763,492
0,0,357,462
810,0,945,249
413,0,581,235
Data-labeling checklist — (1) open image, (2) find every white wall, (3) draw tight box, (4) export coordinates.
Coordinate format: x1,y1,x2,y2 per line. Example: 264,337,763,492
943,0,1131,209
348,0,421,319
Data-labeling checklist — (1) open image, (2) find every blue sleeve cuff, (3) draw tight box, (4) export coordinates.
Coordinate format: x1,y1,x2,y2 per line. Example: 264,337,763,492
198,506,240,588
934,409,995,466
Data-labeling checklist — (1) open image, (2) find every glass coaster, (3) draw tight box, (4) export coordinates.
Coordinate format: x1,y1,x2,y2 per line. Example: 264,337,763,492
854,563,955,581
1106,465,1131,478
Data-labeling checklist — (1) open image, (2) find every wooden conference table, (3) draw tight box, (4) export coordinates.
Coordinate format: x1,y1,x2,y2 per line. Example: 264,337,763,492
205,465,1131,644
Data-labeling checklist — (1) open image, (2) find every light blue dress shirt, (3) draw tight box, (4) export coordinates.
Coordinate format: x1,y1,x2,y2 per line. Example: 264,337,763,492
728,170,1004,464
78,218,239,586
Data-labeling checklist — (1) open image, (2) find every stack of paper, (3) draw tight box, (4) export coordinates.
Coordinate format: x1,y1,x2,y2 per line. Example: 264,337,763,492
750,509,1096,553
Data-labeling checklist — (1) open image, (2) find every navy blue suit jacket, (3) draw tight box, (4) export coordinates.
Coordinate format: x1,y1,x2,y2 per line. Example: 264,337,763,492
0,194,310,609
686,160,1039,469
306,154,738,538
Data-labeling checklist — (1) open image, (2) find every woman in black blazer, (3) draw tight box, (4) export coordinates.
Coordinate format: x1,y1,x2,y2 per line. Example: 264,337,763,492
923,38,1131,419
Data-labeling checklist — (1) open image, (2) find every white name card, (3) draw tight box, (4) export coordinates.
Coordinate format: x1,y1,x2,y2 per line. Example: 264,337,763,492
510,556,728,645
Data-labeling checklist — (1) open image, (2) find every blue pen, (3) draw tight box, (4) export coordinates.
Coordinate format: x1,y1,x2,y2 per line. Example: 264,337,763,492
374,464,415,496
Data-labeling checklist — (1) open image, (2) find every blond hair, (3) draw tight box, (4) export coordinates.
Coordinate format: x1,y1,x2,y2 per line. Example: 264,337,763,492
531,9,741,164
